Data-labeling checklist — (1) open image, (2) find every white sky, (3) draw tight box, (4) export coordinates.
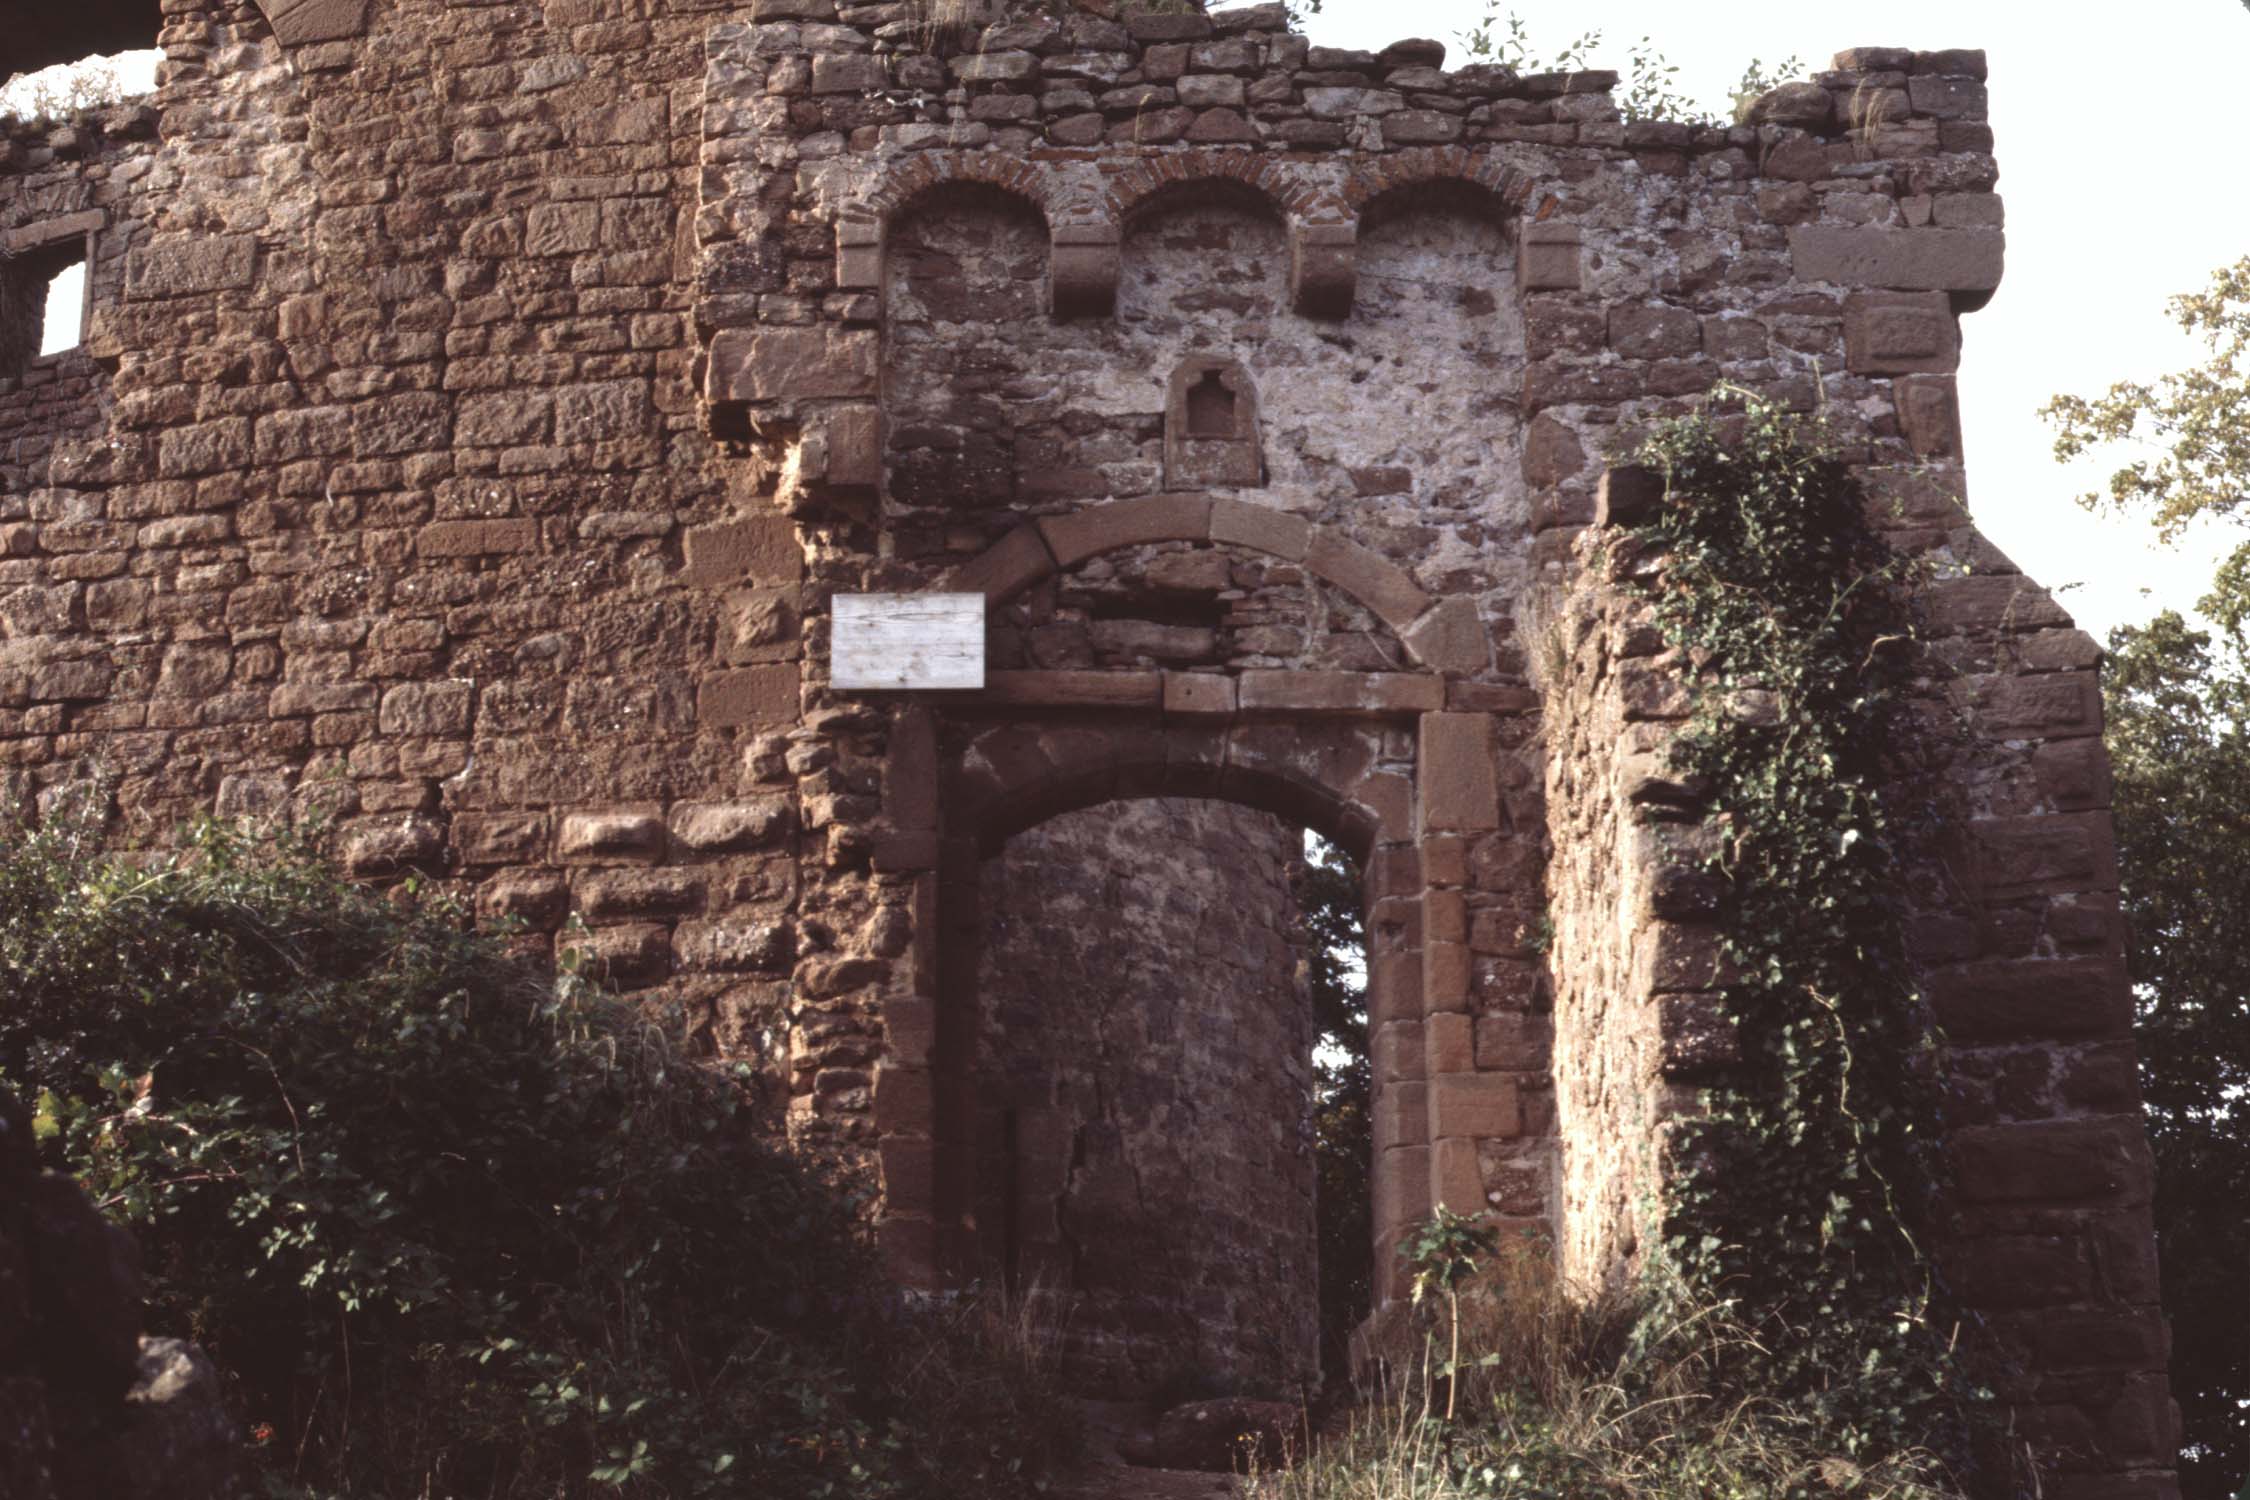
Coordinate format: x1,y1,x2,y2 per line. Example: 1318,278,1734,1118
1304,0,2250,639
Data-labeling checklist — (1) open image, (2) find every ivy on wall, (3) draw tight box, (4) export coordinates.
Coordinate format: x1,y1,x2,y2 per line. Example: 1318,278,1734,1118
1620,390,1981,1475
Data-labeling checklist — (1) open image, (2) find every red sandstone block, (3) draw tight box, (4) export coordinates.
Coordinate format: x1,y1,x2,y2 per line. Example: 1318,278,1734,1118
1787,226,2004,295
978,670,1162,708
1474,1013,1553,1072
872,1065,933,1136
417,519,538,557
1426,1011,1474,1074
1518,222,1580,291
1658,995,1740,1076
1940,1232,2094,1308
946,525,1056,602
1424,888,1466,945
453,813,548,864
1430,1137,1485,1213
563,924,671,989
1036,493,1213,567
681,515,799,588
1373,1143,1432,1233
1953,1118,2151,1205
575,869,702,922
1926,957,2130,1042
1423,941,1471,1010
1896,373,1963,460
877,1136,937,1211
1303,530,1428,631
1371,1019,1425,1083
883,996,938,1069
875,1214,940,1289
557,810,667,863
1375,1081,1429,1151
1429,1074,1519,1139
1419,712,1500,833
1161,672,1236,719
377,680,473,736
706,327,879,403
1401,597,1488,676
1843,291,1959,374
1237,670,1441,715
1960,670,2102,738
1633,921,1735,993
1208,496,1311,560
475,870,569,927
698,665,799,727
1924,575,2073,635
1972,811,2118,897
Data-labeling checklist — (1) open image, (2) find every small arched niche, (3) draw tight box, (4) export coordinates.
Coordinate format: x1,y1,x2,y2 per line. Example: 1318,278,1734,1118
1165,357,1262,490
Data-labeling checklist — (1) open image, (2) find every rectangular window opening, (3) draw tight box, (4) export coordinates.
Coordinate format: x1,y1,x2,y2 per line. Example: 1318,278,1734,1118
2,234,93,371
38,257,87,358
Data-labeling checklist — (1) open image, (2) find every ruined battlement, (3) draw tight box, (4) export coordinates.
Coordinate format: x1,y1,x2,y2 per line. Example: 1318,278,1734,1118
0,1,2173,1489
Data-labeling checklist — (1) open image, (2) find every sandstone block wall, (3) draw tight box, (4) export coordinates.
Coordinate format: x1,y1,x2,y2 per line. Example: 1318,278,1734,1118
0,0,2176,1487
975,797,1316,1399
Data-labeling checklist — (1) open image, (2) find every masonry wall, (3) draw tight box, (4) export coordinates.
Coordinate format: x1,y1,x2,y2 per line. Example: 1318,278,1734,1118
0,0,2178,1489
974,796,1317,1399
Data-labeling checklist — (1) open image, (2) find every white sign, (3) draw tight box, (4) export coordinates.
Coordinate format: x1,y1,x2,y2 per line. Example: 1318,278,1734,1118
832,593,986,690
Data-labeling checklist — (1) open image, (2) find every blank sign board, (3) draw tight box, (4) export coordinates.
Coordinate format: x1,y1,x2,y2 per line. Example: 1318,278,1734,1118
831,593,985,690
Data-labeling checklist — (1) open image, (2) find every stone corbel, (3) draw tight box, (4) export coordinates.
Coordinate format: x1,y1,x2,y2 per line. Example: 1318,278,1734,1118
1518,221,1583,292
1049,222,1118,319
835,214,883,291
1290,221,1355,319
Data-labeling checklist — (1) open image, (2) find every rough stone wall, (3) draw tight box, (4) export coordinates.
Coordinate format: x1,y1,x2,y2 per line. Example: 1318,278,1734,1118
0,0,2179,1489
974,796,1316,1398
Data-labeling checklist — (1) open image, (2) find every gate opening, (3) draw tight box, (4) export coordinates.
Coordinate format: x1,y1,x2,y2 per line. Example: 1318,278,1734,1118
970,797,1370,1404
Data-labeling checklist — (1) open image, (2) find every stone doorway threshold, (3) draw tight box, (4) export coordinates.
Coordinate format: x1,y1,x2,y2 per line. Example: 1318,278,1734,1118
1054,1399,1278,1500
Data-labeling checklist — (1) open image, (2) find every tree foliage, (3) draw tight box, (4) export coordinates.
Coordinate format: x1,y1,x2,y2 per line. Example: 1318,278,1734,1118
1299,834,1373,1382
2047,256,2250,1499
2044,257,2250,630
2102,612,2250,1499
0,816,1069,1498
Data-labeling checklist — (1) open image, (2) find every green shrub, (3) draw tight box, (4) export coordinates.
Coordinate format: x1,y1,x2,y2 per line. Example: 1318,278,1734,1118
0,815,1070,1497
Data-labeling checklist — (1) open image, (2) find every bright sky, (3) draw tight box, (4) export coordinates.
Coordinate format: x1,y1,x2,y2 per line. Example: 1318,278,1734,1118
1304,0,2250,639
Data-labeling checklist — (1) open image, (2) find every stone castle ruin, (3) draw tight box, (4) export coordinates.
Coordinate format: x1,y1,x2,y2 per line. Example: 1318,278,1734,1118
2,0,2178,1491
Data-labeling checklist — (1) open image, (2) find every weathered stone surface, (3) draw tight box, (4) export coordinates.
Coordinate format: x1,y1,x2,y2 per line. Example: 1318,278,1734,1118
122,236,256,299
707,327,879,403
1788,226,2005,294
1843,290,1960,374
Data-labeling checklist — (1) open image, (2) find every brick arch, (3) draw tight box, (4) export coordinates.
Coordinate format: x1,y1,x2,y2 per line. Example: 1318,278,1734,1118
1340,148,1538,221
944,495,1488,676
847,153,1066,240
1105,150,1333,226
838,155,1122,317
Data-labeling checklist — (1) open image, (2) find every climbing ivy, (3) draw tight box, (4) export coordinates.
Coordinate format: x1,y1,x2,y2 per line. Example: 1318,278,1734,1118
1620,390,1980,1478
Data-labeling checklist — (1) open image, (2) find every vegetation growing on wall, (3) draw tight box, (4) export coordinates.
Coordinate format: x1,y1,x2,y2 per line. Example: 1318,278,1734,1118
1622,391,1975,1474
0,816,1071,1499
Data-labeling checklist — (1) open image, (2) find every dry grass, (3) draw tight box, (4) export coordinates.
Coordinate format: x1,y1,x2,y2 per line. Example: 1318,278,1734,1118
1255,1244,1964,1500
